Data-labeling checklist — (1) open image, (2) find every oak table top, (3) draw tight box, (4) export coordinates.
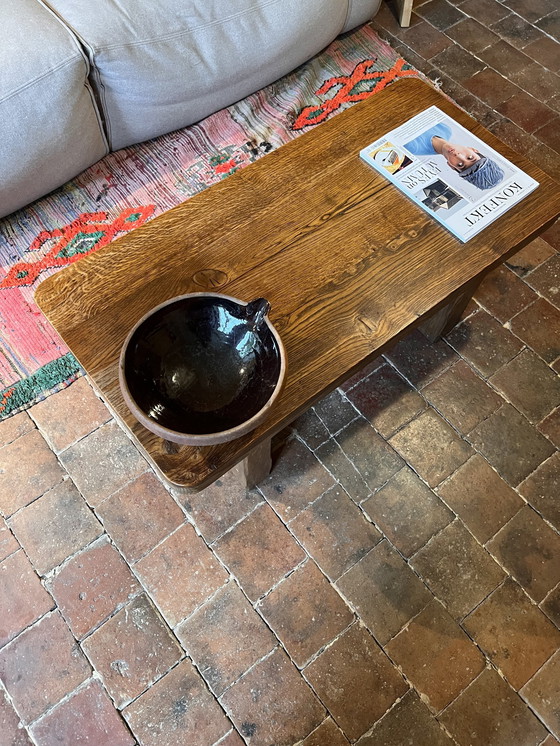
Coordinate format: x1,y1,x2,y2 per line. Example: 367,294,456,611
35,79,560,490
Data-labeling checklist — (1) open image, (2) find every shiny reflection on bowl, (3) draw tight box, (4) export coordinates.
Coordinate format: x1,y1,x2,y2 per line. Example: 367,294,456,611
119,293,286,445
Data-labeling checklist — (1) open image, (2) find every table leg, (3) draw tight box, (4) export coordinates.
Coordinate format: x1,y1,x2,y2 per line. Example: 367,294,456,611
392,0,414,27
419,276,481,342
233,437,273,489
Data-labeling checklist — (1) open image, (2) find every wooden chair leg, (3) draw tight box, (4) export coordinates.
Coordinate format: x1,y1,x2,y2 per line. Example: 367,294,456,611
393,0,414,27
234,437,272,489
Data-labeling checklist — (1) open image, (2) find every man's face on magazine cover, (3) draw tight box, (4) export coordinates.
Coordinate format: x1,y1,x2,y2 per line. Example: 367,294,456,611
441,143,481,171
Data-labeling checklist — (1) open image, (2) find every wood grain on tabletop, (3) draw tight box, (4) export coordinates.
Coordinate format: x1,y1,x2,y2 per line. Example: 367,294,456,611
35,78,560,489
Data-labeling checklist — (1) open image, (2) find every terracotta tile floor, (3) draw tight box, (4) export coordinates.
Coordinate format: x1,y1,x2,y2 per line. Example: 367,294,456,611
1,1,559,743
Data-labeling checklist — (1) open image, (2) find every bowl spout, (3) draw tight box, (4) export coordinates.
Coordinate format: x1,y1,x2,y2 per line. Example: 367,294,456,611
244,298,271,331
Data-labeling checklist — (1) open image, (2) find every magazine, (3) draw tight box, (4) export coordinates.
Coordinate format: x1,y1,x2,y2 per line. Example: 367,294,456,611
359,106,539,242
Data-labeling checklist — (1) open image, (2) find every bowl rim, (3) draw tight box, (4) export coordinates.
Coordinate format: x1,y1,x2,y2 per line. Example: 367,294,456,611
118,291,287,446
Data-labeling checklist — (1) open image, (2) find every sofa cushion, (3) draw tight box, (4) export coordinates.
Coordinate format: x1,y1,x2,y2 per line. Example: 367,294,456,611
46,0,379,151
343,0,382,32
0,0,108,218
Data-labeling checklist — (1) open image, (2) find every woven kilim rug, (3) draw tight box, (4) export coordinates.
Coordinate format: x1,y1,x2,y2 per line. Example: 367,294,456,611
0,24,420,419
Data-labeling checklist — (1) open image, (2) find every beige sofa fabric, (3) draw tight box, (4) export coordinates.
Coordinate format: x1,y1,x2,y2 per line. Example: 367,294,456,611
0,0,108,218
46,0,380,150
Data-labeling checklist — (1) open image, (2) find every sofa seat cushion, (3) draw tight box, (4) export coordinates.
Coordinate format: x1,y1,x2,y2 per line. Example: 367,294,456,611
46,0,378,151
0,0,108,218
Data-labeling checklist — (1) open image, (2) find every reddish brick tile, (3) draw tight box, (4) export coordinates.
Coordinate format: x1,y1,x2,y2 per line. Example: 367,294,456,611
400,19,454,58
536,116,560,155
384,329,457,388
468,404,555,486
507,237,557,277
463,578,560,689
431,45,486,81
489,349,560,423
496,91,557,132
289,485,381,581
541,218,560,252
389,408,473,488
478,40,533,78
520,651,560,739
504,0,558,23
509,297,560,363
0,550,53,648
358,689,455,746
0,688,32,746
475,265,538,322
30,680,134,746
217,732,245,746
541,583,560,628
345,363,426,438
510,63,560,102
0,429,64,517
527,140,560,180
300,718,350,746
339,356,384,393
462,0,510,23
385,600,485,712
220,648,325,746
292,409,330,449
29,378,111,453
547,93,560,112
0,411,34,448
58,422,147,507
8,479,103,575
176,581,275,696
134,523,228,626
304,624,407,741
440,668,547,746
0,517,19,562
411,519,505,619
523,36,560,72
538,407,560,448
313,390,358,435
212,503,305,602
315,437,371,504
446,309,524,377
525,253,560,308
179,470,261,543
81,594,182,708
491,13,546,47
446,18,500,52
259,437,335,521
488,117,539,156
486,505,560,602
337,540,431,643
258,560,353,667
48,538,141,639
0,611,91,723
123,659,231,746
333,418,404,492
362,467,453,557
540,736,560,746
95,472,184,563
371,0,410,36
437,455,523,543
462,68,521,107
422,360,503,434
537,9,560,36
415,0,466,30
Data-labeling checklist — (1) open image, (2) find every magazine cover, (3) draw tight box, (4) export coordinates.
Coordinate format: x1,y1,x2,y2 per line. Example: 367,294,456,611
360,106,539,242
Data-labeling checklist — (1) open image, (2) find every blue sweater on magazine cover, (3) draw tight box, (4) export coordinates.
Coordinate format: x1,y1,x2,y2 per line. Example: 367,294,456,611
404,123,504,190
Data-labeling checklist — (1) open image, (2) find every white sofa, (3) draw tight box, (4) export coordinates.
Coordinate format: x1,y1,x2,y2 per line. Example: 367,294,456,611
0,0,381,218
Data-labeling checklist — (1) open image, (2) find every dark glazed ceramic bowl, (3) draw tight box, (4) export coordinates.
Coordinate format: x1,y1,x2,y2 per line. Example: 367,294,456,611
119,293,286,445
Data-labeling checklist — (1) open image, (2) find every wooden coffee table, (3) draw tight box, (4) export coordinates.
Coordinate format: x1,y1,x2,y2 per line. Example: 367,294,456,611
36,79,560,491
